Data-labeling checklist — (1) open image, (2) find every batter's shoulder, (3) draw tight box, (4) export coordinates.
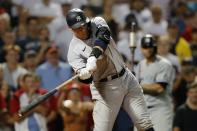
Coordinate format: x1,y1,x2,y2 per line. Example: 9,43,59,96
68,37,84,53
91,16,106,23
91,16,108,28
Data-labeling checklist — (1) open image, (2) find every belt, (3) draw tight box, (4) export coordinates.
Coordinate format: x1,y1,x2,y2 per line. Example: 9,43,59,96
99,68,125,82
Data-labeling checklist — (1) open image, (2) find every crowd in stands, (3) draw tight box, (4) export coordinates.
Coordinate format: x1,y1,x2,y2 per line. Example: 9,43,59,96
0,0,197,131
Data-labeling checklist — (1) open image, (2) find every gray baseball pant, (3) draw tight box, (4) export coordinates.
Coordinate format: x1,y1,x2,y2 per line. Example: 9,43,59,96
90,68,153,131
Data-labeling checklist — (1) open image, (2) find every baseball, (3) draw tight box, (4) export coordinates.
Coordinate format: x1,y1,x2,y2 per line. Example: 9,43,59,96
63,100,73,107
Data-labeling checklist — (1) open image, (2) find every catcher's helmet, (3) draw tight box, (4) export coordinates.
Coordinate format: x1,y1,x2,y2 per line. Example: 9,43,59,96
66,8,89,29
141,34,156,48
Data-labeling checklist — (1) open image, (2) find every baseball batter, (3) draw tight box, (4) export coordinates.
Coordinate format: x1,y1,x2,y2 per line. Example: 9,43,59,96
135,34,175,131
66,8,155,131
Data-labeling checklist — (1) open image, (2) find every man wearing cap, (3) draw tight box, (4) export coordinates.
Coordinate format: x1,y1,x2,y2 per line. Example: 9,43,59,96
36,46,72,91
23,50,39,73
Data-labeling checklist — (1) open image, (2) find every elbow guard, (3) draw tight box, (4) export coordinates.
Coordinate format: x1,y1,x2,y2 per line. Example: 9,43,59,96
95,26,111,50
90,26,110,58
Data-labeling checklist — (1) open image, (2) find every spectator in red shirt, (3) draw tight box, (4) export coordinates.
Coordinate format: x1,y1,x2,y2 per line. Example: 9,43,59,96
0,64,12,131
9,73,56,131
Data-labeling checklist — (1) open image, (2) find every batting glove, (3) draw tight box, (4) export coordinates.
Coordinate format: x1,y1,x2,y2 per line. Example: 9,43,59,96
79,68,92,80
86,56,97,72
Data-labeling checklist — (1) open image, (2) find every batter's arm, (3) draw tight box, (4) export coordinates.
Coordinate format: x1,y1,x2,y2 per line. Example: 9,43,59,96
90,17,111,59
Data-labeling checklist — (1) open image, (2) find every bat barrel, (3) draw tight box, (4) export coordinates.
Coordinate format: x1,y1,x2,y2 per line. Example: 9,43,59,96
18,89,58,116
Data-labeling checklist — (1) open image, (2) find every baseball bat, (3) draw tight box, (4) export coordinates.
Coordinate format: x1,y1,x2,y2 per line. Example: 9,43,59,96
18,74,79,117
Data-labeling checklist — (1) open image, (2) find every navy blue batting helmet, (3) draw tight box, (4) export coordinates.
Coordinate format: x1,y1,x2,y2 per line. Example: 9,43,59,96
141,34,156,48
66,8,90,29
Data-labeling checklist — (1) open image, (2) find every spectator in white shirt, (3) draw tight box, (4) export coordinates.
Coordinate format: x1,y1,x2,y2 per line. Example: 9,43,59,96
31,0,62,18
117,13,144,65
130,0,152,30
48,0,73,62
157,35,181,73
143,5,168,36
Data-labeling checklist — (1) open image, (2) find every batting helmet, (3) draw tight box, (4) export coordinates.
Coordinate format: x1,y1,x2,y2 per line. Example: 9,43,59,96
141,34,156,48
66,8,90,29
141,34,157,55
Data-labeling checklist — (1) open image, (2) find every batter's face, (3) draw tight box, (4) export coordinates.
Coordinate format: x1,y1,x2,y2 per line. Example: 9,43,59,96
72,25,90,40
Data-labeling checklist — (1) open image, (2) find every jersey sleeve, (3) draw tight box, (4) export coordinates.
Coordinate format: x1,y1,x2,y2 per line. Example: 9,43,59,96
67,38,86,73
155,61,174,84
68,52,86,73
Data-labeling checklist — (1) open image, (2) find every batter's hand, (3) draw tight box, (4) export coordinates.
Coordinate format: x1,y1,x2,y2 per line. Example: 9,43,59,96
86,56,97,72
79,68,92,80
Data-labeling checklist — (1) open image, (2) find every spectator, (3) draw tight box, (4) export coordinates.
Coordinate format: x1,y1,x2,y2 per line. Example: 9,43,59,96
71,0,88,9
58,82,93,131
0,12,11,62
12,0,40,16
103,1,119,42
111,0,130,28
173,82,197,131
36,45,73,130
117,13,144,64
157,35,181,73
15,24,29,59
2,30,16,46
48,0,73,62
129,0,152,30
36,26,51,63
17,6,29,27
148,0,171,19
25,16,40,50
167,22,192,64
23,50,39,73
36,46,72,91
0,12,10,45
170,1,188,34
143,5,168,36
181,11,194,42
9,73,49,131
1,30,17,62
2,45,27,91
190,28,197,66
173,66,197,109
0,64,12,131
31,0,62,18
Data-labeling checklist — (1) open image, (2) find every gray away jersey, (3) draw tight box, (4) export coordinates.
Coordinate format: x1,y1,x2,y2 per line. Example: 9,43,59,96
67,17,125,82
135,55,175,106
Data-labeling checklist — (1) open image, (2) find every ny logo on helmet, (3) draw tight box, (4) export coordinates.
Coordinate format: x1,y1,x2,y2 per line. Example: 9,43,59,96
76,16,81,21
